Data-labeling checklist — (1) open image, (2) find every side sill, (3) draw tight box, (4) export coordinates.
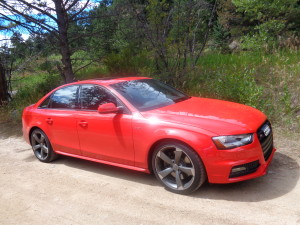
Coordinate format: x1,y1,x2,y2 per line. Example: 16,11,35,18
55,151,149,173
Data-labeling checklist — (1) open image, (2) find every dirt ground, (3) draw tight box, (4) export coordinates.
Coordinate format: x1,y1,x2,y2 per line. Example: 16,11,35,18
0,122,299,225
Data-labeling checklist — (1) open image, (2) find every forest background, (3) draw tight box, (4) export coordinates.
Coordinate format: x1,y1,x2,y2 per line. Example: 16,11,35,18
0,0,299,131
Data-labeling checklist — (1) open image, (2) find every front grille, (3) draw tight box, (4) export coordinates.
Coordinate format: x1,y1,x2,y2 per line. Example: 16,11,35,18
229,160,260,178
257,120,274,161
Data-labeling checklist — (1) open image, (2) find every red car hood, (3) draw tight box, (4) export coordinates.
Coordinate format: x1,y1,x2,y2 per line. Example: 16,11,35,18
141,97,266,136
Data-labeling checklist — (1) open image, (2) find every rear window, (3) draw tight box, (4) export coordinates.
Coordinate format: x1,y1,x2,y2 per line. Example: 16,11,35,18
49,85,79,109
38,96,51,108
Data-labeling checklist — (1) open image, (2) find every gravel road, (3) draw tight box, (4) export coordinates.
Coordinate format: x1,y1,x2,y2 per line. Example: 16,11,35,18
0,122,299,225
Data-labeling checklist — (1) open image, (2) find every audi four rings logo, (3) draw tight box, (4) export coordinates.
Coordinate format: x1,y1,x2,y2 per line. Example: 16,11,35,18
263,125,271,136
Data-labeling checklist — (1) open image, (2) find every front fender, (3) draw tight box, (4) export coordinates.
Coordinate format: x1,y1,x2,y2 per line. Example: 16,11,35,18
132,114,216,170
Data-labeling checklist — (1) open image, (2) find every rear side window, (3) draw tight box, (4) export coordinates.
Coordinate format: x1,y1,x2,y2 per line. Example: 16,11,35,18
39,96,51,108
50,85,79,109
80,85,117,110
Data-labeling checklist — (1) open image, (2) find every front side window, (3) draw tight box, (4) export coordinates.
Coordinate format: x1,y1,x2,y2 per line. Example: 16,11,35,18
50,85,79,109
110,79,190,111
80,85,117,110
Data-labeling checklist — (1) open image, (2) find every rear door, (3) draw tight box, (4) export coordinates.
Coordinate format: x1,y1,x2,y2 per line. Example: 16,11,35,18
37,85,81,155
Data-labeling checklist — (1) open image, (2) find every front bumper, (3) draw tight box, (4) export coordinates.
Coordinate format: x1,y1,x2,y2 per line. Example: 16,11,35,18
204,134,276,184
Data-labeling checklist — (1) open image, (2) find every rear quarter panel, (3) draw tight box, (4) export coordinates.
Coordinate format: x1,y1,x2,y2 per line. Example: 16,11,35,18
22,104,37,144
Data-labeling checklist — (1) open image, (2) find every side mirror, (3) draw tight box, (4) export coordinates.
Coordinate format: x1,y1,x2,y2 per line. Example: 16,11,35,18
97,103,119,114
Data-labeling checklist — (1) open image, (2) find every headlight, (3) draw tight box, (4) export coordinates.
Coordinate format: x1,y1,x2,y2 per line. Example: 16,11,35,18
212,134,253,150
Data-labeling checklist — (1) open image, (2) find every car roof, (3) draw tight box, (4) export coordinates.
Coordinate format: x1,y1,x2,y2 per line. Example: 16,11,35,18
73,76,151,86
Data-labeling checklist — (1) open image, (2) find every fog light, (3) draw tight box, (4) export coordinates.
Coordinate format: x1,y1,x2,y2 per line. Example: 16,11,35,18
229,160,260,178
231,167,246,173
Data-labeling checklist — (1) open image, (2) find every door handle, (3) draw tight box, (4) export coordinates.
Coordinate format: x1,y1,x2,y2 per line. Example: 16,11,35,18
78,121,88,128
46,118,53,125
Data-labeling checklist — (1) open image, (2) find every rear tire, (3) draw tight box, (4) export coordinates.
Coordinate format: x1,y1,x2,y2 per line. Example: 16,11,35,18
30,128,57,163
152,141,206,194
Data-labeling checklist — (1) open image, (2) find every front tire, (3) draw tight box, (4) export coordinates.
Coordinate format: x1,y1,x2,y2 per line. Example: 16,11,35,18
30,128,57,163
152,141,207,194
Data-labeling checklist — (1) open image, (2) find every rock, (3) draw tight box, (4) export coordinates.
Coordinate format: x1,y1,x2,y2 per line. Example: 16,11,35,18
229,40,240,50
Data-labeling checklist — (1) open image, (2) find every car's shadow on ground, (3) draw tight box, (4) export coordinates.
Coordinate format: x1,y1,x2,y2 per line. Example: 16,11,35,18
49,151,299,202
192,152,299,202
51,155,158,187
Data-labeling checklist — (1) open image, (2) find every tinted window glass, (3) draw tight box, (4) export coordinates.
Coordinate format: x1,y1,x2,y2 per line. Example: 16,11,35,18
39,96,50,108
80,85,117,110
50,86,79,109
110,79,190,111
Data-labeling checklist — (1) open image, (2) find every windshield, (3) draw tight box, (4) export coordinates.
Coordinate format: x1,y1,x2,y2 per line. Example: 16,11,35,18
110,79,190,111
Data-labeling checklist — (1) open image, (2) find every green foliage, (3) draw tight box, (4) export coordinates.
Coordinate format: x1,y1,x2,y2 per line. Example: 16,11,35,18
209,0,299,51
186,69,266,112
103,48,150,73
86,3,117,59
38,60,58,74
213,72,264,107
240,20,286,51
212,22,231,51
75,65,108,80
240,32,273,51
232,0,297,21
183,50,300,129
9,74,61,120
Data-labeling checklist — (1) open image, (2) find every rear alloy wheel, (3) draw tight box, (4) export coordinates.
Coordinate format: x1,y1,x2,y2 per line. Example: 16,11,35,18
31,129,57,163
152,142,206,194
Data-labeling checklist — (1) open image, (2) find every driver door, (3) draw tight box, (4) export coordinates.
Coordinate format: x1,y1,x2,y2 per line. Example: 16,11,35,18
76,84,134,166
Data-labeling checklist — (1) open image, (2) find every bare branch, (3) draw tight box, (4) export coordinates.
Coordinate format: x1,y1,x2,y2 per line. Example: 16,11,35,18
17,0,58,22
69,0,91,20
73,59,97,74
65,0,81,11
193,0,218,67
0,3,59,35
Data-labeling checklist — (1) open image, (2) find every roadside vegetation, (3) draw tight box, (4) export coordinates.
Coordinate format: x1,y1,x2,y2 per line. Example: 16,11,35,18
2,50,299,132
0,0,299,131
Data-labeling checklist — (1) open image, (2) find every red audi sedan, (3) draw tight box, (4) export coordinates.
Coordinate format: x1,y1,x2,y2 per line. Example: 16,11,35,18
22,77,275,194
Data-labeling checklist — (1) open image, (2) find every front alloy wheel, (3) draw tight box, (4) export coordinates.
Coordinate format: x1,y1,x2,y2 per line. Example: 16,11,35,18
152,142,206,194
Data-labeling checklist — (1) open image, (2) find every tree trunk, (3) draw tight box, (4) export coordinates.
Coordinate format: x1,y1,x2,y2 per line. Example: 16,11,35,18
60,43,74,83
53,0,75,83
0,62,8,105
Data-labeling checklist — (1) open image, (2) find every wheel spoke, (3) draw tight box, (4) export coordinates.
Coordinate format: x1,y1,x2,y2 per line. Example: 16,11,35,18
40,149,45,159
175,171,183,190
157,151,173,165
33,133,41,143
40,135,45,143
179,166,195,176
42,145,48,154
33,144,41,151
158,167,173,179
174,148,183,164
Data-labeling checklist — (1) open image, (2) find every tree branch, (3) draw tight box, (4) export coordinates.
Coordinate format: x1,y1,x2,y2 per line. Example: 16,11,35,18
193,0,218,67
73,59,98,74
17,0,58,22
69,0,91,21
0,3,59,35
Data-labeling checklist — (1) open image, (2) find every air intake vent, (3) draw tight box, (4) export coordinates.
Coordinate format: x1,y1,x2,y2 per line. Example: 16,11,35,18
257,120,273,161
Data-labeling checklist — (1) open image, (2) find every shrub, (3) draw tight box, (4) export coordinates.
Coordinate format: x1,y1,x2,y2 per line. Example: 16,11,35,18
103,48,150,74
9,73,61,120
213,72,264,108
